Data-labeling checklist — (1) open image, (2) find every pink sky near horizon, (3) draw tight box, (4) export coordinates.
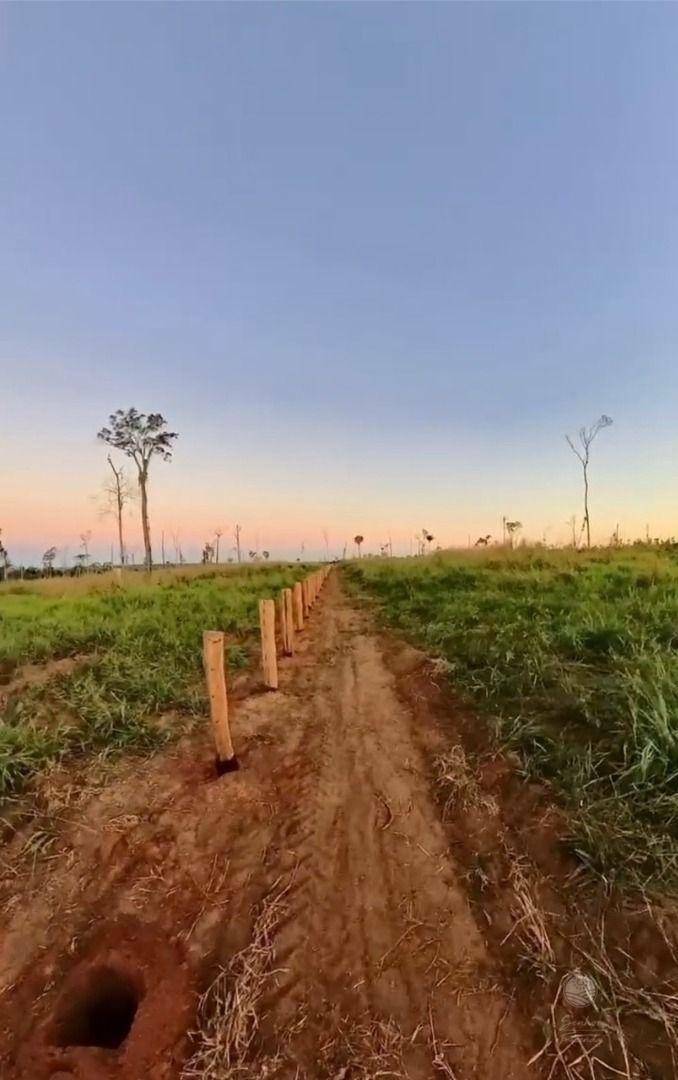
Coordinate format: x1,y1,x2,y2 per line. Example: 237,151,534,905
4,368,678,567
5,414,677,566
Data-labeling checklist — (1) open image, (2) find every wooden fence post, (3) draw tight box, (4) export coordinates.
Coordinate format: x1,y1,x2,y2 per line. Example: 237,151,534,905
279,587,294,656
293,581,304,631
302,578,310,616
277,591,286,654
202,631,238,773
283,587,295,655
259,598,278,689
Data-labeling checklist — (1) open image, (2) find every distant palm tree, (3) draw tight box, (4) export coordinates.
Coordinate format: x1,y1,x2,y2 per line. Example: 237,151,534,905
354,534,364,558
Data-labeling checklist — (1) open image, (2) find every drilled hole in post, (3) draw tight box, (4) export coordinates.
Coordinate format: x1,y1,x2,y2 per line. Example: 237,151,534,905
53,966,140,1050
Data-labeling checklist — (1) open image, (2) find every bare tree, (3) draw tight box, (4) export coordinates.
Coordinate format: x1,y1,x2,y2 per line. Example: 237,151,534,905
505,521,522,548
79,530,92,566
353,534,364,558
97,409,178,570
42,546,57,575
100,455,135,566
0,530,9,582
416,528,434,555
214,527,223,563
566,515,577,549
233,524,242,564
171,530,181,565
565,415,613,548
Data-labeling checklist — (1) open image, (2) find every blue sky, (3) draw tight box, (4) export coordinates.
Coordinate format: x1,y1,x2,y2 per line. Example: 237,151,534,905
2,4,677,562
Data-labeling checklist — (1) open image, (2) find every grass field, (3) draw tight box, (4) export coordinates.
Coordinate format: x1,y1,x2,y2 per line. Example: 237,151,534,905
0,564,309,800
347,546,678,890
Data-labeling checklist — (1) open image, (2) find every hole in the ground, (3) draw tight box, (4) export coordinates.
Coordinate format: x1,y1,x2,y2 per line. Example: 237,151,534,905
53,965,141,1050
215,754,240,777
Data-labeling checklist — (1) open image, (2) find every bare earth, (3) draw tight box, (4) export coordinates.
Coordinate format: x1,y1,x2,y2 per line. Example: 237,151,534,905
0,574,674,1079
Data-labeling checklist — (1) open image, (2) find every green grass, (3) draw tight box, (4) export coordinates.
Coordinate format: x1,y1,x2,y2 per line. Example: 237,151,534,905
0,564,310,800
346,546,678,890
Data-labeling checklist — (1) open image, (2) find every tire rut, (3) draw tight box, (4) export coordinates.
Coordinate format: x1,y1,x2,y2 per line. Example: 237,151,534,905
258,578,539,1078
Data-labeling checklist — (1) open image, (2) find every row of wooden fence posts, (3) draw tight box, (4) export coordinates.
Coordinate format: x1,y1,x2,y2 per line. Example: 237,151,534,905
203,565,332,773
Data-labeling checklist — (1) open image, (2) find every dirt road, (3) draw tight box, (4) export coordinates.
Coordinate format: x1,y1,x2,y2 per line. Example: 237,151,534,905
2,573,648,1077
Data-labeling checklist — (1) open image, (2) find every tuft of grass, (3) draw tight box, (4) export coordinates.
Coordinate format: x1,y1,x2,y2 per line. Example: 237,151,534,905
434,745,498,819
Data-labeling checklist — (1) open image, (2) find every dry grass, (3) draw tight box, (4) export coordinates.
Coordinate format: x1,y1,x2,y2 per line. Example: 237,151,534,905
1,562,294,600
528,912,678,1079
502,852,556,979
181,873,295,1079
320,1017,414,1078
181,869,461,1079
434,745,498,820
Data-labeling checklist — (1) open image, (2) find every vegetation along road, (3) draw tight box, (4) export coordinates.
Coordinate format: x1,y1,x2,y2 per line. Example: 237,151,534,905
0,552,676,1078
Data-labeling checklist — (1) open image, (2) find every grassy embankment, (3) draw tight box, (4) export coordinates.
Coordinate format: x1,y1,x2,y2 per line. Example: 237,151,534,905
347,547,678,890
0,564,309,799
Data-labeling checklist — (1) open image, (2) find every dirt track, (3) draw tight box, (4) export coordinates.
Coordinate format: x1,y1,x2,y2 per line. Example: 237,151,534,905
1,573,674,1078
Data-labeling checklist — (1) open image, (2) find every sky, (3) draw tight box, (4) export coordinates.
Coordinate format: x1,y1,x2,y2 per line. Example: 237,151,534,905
2,3,677,565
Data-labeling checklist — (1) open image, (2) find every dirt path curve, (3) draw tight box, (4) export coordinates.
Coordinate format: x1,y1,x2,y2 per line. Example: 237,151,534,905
1,572,541,1079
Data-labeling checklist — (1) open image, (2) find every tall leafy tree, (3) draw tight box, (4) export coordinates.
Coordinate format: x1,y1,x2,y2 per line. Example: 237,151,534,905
98,409,178,570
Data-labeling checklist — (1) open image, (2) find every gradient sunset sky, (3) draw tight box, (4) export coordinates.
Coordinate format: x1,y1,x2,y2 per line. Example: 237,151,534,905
2,4,677,565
